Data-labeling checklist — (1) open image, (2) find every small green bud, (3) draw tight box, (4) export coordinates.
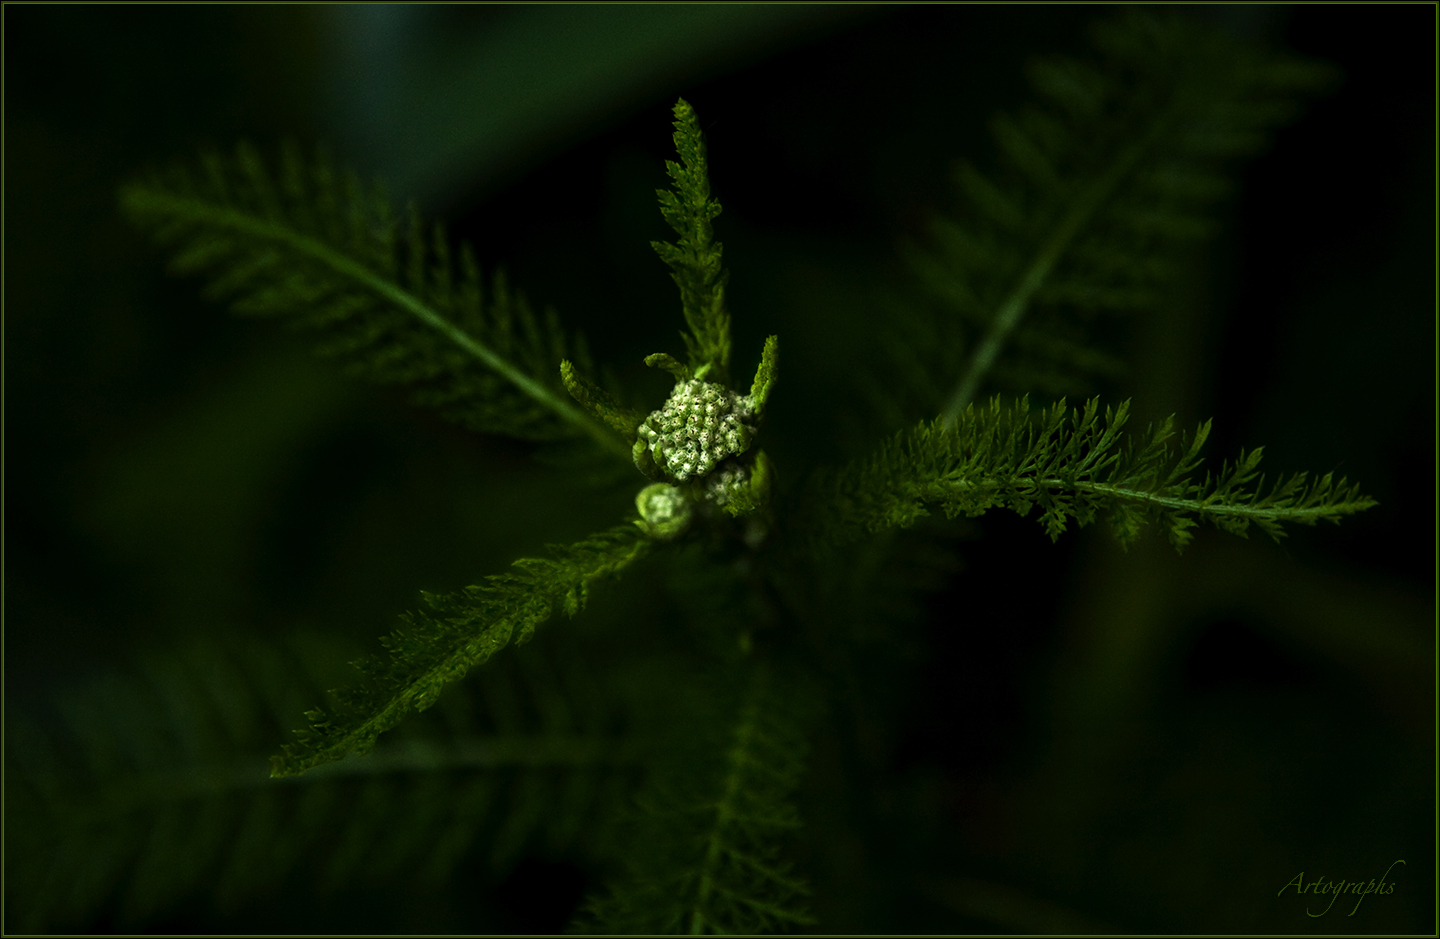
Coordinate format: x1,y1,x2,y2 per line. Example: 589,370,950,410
635,482,693,540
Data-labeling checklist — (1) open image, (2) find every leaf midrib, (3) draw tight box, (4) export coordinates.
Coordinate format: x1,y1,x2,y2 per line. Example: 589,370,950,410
124,188,632,462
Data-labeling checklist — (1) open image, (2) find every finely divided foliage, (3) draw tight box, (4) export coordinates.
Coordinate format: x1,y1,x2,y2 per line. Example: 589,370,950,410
888,16,1337,422
17,10,1374,933
652,98,733,383
8,634,638,933
810,396,1376,553
119,141,629,459
269,525,653,778
577,666,814,934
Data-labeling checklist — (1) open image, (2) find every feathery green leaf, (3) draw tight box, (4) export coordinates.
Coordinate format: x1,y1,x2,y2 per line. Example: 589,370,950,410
808,396,1376,551
652,99,733,384
644,350,694,382
748,334,780,414
562,359,645,444
120,142,630,460
875,12,1336,424
271,524,654,777
577,662,814,934
7,634,640,933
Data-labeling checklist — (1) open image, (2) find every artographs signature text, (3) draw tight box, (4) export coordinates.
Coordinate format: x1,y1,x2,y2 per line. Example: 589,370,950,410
1277,860,1405,917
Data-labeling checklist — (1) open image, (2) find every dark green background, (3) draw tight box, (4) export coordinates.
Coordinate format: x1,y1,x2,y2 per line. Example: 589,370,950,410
6,5,1434,933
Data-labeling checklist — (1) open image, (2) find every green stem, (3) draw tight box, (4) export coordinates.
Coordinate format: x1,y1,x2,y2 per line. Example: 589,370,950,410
1062,479,1370,523
922,476,1371,525
940,130,1160,426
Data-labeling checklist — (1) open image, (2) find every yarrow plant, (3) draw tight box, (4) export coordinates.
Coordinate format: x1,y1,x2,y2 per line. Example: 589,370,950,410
13,10,1382,935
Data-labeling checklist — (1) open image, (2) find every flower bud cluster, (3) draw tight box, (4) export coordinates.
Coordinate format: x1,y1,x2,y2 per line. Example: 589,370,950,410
703,461,751,508
636,379,756,482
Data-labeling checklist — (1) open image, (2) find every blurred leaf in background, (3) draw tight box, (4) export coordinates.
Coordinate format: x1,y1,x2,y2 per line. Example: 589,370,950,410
5,4,1433,933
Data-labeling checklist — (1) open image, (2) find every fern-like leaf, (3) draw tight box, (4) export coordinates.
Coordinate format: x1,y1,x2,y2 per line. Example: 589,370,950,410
576,662,815,934
808,396,1376,551
652,98,733,384
6,633,640,933
884,11,1336,422
271,523,653,777
120,142,629,459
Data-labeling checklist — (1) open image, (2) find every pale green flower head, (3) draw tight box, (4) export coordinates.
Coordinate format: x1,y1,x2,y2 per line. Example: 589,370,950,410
634,379,757,483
